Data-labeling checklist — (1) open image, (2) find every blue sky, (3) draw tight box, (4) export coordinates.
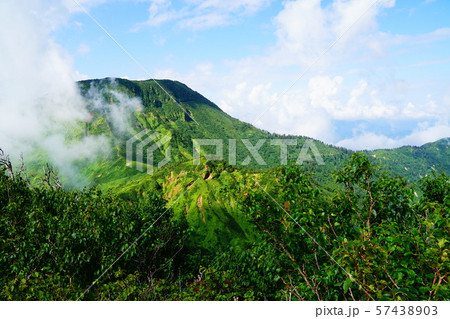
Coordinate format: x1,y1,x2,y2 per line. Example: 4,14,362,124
3,0,450,150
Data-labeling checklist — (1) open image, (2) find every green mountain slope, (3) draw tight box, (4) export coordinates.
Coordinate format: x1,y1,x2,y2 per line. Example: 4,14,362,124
24,77,450,250
72,78,450,249
2,77,448,300
77,77,448,183
78,77,351,170
368,138,450,182
74,78,353,249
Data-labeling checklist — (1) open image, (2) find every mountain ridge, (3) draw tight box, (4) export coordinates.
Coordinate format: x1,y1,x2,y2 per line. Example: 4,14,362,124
75,78,449,180
72,78,450,249
2,78,448,300
6,77,447,249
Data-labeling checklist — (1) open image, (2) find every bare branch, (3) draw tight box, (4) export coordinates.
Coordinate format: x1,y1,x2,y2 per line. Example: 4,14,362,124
40,164,64,190
0,148,15,182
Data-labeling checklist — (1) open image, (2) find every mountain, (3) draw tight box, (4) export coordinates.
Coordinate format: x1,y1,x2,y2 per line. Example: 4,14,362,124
3,78,448,300
25,78,450,249
77,78,351,170
74,78,353,249
76,77,448,182
368,138,450,182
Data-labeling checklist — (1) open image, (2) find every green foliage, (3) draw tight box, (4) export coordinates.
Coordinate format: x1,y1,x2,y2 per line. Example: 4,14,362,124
420,171,450,204
24,78,449,255
2,142,449,301
68,78,449,256
368,138,450,183
2,90,449,303
221,154,449,301
0,166,189,300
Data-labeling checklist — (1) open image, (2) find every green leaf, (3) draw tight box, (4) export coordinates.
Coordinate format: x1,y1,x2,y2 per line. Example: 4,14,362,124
437,238,447,249
343,278,353,293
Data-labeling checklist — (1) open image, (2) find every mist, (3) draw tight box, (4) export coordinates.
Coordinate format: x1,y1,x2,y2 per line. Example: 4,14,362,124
83,79,142,135
0,1,137,187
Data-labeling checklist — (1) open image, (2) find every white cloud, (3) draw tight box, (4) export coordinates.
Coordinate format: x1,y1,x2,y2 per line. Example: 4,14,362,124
72,70,90,81
337,120,450,150
192,0,272,13
136,0,184,28
0,0,110,186
136,0,273,30
194,0,448,148
271,0,396,68
178,12,229,29
306,76,403,120
337,132,399,150
308,76,343,110
197,0,402,130
147,0,449,150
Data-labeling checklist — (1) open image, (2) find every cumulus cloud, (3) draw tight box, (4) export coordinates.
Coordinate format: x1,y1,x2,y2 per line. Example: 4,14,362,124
136,0,184,28
160,0,448,150
270,0,396,68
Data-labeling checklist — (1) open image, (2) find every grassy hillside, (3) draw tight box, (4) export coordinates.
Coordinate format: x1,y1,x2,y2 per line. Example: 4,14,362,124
75,78,354,248
19,78,450,250
2,151,448,300
1,78,448,300
368,138,450,182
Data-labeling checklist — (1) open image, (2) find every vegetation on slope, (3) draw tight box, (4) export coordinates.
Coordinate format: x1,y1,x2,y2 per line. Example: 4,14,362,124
71,79,449,251
2,78,448,300
1,151,448,300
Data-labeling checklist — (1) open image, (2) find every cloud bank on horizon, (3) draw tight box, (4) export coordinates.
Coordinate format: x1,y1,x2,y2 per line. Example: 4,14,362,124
2,0,450,151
